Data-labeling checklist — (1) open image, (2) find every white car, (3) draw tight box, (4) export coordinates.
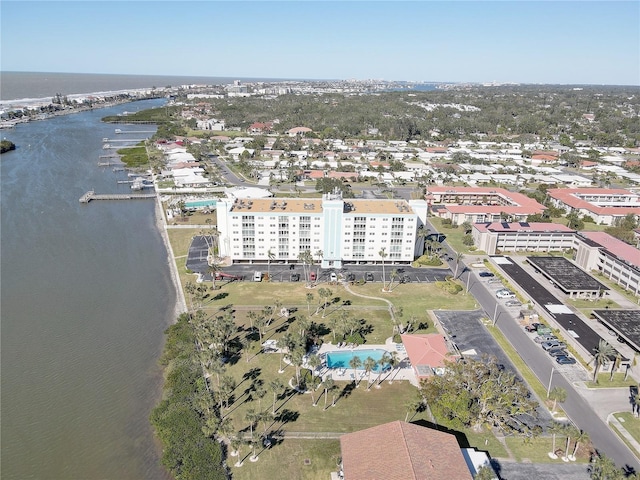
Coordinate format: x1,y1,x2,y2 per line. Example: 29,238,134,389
496,290,516,299
253,271,262,282
330,272,338,282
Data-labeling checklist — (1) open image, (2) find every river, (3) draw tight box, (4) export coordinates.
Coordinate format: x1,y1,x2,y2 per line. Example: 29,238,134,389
1,99,175,480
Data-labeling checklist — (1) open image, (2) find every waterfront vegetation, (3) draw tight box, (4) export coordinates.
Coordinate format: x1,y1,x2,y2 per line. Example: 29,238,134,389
0,139,16,153
150,225,598,479
117,144,148,167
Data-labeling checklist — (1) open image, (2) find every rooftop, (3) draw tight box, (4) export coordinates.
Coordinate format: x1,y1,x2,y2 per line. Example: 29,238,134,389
340,421,472,480
527,256,609,293
547,187,640,216
592,310,640,353
579,231,640,269
474,222,575,233
225,197,416,215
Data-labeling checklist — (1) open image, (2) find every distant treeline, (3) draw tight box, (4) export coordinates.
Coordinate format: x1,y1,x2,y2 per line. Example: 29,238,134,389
174,85,640,146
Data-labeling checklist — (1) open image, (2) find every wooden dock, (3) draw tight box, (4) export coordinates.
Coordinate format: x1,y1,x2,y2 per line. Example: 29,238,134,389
79,191,156,203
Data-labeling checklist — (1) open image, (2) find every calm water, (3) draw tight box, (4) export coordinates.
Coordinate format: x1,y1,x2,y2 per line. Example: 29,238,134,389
1,98,176,479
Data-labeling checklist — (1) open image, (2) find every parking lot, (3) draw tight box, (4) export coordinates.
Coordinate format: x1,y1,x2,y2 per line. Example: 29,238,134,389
434,310,553,428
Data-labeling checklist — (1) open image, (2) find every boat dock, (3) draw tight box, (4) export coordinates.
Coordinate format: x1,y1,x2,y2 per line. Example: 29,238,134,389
79,190,156,203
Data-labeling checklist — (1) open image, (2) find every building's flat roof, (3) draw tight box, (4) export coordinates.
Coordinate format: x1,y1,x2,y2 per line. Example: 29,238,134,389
579,231,640,269
592,310,640,353
527,256,609,292
474,222,574,233
226,197,415,215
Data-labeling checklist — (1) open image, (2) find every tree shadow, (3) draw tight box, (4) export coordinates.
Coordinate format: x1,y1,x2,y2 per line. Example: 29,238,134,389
337,382,357,404
274,408,299,426
212,292,229,302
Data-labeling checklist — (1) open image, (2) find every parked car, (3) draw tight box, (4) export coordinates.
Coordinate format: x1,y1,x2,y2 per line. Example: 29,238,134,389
524,322,543,333
505,300,522,307
346,273,356,282
487,278,503,284
365,272,374,281
479,271,495,277
290,273,300,282
330,272,338,282
496,290,516,299
253,271,262,282
542,341,565,351
556,355,577,365
547,348,568,357
535,334,558,344
400,275,411,283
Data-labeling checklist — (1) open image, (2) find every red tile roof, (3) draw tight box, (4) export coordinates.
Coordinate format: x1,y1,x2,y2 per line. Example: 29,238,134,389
401,334,455,377
547,188,640,216
580,232,640,268
340,421,472,480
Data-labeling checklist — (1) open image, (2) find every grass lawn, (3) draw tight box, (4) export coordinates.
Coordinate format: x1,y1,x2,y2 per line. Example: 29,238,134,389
428,216,484,255
504,436,591,463
164,226,563,475
585,372,637,388
613,412,640,445
231,439,341,480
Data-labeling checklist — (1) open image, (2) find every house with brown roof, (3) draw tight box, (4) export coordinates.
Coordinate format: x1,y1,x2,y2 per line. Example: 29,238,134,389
400,334,458,378
287,126,313,137
339,421,474,480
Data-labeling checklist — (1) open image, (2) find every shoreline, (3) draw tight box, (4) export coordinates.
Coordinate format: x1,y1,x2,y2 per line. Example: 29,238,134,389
155,193,188,319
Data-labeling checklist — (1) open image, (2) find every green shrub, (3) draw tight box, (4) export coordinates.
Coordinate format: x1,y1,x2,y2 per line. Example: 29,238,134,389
345,332,365,345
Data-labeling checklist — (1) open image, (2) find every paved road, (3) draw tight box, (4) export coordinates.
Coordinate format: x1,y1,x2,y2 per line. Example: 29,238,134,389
424,218,640,472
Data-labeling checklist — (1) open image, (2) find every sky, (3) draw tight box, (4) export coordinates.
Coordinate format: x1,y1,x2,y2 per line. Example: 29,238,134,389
1,1,639,85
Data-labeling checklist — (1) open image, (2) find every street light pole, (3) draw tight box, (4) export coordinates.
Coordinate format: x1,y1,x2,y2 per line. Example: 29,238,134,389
492,303,499,326
547,367,555,398
466,272,471,293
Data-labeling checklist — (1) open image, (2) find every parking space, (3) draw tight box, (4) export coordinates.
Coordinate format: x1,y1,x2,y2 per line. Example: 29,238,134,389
434,310,553,428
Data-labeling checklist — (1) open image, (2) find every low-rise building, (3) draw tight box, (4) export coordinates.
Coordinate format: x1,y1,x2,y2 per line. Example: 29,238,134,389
426,186,545,224
473,222,575,255
547,187,640,226
575,232,640,296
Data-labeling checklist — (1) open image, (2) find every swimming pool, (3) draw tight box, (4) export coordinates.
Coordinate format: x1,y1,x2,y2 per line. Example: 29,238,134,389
184,199,217,208
326,349,391,372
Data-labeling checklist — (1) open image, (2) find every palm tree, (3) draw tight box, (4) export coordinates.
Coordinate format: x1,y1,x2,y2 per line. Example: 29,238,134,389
569,430,589,461
404,398,421,422
314,249,323,277
379,247,388,291
207,259,223,290
269,378,284,414
374,352,390,387
329,382,339,407
592,340,615,383
416,226,430,255
305,293,314,313
323,377,335,410
453,252,465,279
388,269,398,291
547,421,565,459
386,351,401,384
267,248,275,280
245,408,259,438
363,356,377,391
349,356,362,387
548,386,567,413
562,424,579,461
307,354,321,382
610,353,622,382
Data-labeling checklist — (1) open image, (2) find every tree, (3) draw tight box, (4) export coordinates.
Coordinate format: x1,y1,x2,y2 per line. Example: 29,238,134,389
474,465,496,480
404,398,422,422
592,340,615,383
418,356,538,435
569,429,589,461
379,247,388,291
547,421,566,459
363,356,377,390
610,353,622,382
588,453,625,480
349,356,362,387
453,252,465,279
562,424,579,461
307,353,321,382
387,269,398,291
269,378,284,414
322,377,335,410
267,248,275,280
548,386,567,412
316,287,333,318
386,351,401,384
305,293,314,313
376,352,391,387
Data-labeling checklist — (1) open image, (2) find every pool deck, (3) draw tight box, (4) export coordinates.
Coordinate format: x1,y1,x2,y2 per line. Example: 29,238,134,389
314,338,419,386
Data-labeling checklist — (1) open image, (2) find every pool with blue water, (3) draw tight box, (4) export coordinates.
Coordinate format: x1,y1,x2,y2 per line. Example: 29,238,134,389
325,349,391,372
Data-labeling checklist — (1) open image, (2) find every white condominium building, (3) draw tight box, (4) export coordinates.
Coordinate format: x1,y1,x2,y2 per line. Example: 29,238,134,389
216,192,429,268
